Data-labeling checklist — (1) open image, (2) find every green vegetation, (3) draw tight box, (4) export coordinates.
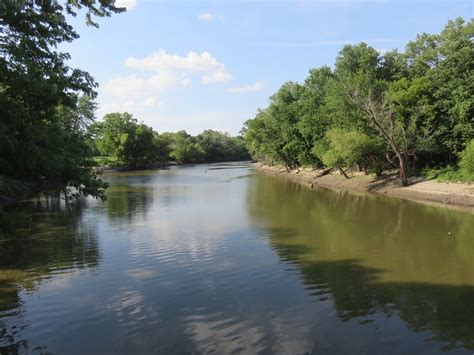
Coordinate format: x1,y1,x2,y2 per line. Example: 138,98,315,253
243,18,473,185
1,4,470,204
1,1,125,201
423,139,474,182
315,128,385,178
91,112,168,169
90,113,249,167
459,139,474,179
0,2,248,202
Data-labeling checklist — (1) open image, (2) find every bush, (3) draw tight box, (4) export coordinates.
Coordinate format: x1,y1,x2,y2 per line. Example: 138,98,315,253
314,128,385,173
459,139,474,179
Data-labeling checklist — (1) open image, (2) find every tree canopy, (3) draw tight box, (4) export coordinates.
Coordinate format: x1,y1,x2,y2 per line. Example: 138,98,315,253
91,118,249,167
243,18,473,185
1,0,125,200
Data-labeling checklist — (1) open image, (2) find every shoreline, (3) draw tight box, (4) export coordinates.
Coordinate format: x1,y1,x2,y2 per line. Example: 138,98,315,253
252,163,474,213
99,160,252,175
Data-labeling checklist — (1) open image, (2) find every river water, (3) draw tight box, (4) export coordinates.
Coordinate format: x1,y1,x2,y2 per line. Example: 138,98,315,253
1,162,474,354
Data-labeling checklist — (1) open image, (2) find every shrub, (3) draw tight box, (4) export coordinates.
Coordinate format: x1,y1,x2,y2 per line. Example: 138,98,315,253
459,139,474,179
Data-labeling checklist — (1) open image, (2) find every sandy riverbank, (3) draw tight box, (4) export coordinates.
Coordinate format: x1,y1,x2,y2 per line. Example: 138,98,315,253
253,162,474,213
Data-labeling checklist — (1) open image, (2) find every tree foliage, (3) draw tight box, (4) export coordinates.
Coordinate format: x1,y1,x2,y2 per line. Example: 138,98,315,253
459,140,474,179
243,18,473,185
91,117,249,167
1,0,125,200
315,128,385,178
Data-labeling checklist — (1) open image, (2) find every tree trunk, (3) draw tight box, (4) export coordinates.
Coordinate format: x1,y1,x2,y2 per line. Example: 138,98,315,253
337,164,350,179
315,168,333,178
397,153,408,186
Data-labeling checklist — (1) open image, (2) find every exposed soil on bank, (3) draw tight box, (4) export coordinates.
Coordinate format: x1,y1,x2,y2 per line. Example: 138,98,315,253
253,163,474,213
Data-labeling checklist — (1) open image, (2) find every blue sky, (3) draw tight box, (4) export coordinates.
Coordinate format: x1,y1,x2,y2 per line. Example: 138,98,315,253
65,0,473,135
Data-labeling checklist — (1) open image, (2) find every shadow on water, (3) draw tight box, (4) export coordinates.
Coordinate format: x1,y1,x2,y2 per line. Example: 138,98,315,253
0,197,101,354
248,174,474,352
1,165,474,353
274,251,474,352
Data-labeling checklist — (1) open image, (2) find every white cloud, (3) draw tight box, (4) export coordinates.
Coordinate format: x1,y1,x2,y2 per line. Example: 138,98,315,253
144,96,158,107
97,97,163,119
115,0,137,10
201,68,232,84
228,81,264,94
99,50,234,127
103,73,190,99
198,13,214,21
125,50,232,84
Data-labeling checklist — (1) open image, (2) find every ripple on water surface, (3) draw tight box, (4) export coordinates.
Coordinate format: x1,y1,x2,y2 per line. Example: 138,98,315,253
1,163,474,354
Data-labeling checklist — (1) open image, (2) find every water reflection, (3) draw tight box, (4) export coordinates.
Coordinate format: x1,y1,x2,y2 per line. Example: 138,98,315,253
0,197,101,353
248,174,474,351
1,164,474,354
105,184,154,220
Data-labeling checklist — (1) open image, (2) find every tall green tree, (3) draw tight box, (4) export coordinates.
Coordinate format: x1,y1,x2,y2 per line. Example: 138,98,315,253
268,82,305,170
405,18,474,159
297,66,335,166
169,131,205,164
94,112,168,168
244,18,473,185
195,130,249,162
1,0,124,200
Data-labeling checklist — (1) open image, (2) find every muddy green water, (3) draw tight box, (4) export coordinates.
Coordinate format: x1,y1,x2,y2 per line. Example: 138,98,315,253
1,163,474,354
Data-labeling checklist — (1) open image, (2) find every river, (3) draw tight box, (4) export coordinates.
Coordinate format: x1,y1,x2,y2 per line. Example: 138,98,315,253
1,162,474,354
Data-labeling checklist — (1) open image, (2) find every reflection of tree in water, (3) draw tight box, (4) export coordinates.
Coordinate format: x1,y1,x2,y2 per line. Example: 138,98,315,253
0,196,101,353
286,257,474,351
105,184,153,221
248,175,474,351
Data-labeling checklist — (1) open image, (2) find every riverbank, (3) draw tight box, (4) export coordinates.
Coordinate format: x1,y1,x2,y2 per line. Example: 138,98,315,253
99,160,252,175
253,163,474,212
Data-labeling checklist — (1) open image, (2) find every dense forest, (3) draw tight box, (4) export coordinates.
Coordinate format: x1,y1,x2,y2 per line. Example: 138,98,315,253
0,1,247,203
243,18,473,186
89,112,248,168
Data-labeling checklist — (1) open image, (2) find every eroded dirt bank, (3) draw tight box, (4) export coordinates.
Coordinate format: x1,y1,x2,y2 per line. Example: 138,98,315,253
253,163,474,213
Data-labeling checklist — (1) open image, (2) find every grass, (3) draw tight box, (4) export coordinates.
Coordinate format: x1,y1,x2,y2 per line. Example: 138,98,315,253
422,166,473,183
93,156,123,167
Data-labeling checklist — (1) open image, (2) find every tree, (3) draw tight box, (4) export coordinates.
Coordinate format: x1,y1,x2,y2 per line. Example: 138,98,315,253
405,18,474,160
267,82,305,170
315,128,385,178
345,78,410,185
335,44,412,185
196,130,230,162
297,66,335,166
169,131,204,164
195,129,249,162
125,124,161,168
1,1,124,200
94,113,168,168
243,18,473,184
95,112,137,160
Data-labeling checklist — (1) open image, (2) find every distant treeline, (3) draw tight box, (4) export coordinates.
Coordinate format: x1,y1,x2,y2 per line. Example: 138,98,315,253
90,112,249,168
0,1,248,202
243,18,473,185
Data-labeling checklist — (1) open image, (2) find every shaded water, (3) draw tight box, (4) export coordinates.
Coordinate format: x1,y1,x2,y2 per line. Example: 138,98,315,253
1,163,474,354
